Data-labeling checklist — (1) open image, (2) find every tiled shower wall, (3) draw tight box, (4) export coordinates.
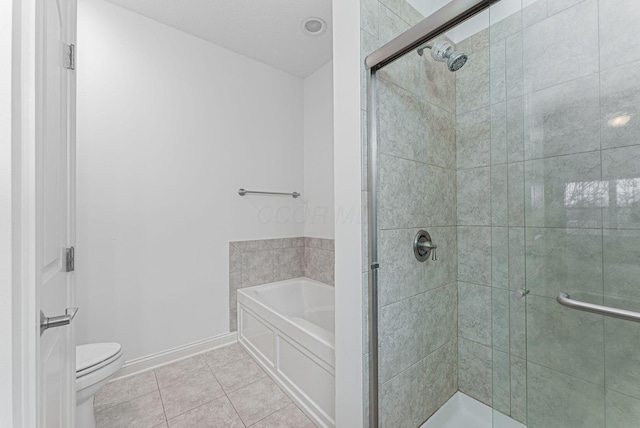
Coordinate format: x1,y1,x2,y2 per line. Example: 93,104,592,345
229,237,335,331
363,0,640,426
456,0,640,426
361,1,460,426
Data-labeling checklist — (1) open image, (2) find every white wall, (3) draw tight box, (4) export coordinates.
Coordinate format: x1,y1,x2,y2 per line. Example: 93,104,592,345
302,61,334,239
1,0,14,424
332,0,363,425
76,0,305,361
303,60,334,239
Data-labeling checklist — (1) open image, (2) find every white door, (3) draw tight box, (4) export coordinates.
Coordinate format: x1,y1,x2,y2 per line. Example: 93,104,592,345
37,0,77,426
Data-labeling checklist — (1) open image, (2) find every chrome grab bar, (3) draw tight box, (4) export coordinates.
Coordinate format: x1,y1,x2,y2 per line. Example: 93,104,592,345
557,293,640,323
238,188,300,199
40,307,79,335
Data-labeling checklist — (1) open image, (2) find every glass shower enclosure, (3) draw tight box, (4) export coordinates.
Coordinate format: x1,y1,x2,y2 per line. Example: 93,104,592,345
364,0,640,426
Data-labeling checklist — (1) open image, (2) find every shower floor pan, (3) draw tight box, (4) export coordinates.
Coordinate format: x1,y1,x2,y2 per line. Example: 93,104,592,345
422,392,526,428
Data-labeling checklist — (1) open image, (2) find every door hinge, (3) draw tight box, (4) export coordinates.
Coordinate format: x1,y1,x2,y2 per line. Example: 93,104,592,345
65,247,75,272
64,43,75,70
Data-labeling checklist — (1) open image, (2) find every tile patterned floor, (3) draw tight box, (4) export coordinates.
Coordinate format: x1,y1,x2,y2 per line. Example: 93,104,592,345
94,343,317,428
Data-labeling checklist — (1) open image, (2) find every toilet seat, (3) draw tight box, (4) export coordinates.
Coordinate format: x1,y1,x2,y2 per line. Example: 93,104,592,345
76,342,122,378
75,343,125,428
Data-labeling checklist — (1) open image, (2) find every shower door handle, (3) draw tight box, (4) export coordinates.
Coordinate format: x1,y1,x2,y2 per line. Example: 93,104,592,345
557,293,640,323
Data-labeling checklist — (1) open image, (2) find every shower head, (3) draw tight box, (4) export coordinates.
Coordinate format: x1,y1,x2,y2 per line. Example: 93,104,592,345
446,51,468,72
417,40,468,72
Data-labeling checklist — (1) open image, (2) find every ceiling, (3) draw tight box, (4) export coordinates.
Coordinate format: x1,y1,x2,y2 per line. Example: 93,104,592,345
104,0,333,78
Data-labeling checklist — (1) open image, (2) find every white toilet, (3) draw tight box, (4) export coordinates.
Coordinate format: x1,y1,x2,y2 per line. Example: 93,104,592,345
76,343,124,428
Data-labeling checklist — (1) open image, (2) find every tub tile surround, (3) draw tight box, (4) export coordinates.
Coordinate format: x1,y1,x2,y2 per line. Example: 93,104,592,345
93,344,316,428
229,237,334,331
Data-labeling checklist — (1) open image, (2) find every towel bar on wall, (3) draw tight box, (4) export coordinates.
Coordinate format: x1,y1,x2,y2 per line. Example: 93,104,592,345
238,188,300,198
557,292,640,323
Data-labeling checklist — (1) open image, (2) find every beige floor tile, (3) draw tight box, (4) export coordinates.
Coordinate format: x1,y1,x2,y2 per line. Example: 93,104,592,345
212,354,266,393
94,370,159,413
203,343,251,370
228,377,291,426
159,369,225,419
95,391,166,428
251,404,316,427
155,355,209,388
167,396,245,428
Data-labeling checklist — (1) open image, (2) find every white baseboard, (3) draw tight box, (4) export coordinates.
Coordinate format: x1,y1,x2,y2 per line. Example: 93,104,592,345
112,332,237,380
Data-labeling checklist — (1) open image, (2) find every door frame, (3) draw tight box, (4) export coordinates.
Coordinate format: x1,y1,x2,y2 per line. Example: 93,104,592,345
10,0,77,426
12,0,40,425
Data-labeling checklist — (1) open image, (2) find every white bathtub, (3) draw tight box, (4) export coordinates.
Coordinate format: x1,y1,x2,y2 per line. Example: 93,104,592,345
237,278,335,427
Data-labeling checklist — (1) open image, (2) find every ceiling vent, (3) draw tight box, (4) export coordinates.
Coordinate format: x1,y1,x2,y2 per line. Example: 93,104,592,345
301,17,327,36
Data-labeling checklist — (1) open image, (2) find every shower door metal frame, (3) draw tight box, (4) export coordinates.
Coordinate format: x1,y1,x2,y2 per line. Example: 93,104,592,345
364,1,497,426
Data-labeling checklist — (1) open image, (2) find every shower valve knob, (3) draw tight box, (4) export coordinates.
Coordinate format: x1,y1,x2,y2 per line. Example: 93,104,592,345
420,241,437,261
413,230,437,262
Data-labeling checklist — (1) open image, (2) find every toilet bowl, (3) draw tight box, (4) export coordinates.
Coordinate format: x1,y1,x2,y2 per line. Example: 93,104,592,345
76,343,124,428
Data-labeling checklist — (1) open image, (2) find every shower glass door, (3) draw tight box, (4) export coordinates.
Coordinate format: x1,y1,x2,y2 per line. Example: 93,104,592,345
510,0,640,426
468,0,640,425
369,0,640,426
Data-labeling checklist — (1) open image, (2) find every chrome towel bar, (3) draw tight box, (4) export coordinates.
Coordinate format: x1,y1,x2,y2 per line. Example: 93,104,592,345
238,189,300,199
238,188,300,198
557,292,640,323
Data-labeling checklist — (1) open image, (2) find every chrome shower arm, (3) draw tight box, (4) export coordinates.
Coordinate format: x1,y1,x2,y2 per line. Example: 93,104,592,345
416,43,433,56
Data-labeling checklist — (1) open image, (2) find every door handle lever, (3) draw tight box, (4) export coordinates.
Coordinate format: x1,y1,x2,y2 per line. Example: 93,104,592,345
40,307,78,335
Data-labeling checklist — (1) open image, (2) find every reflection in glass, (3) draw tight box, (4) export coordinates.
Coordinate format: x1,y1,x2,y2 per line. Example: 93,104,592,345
564,178,640,209
564,181,608,208
616,178,640,207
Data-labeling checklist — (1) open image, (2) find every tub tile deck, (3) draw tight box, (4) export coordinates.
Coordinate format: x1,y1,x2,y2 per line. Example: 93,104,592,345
95,343,317,428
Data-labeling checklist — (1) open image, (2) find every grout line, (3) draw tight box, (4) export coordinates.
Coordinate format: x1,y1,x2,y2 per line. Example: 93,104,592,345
222,372,269,396
514,65,599,99
163,395,232,426
93,373,161,414
455,146,611,167
376,149,435,166
380,337,458,387
379,225,458,231
378,74,456,115
361,26,378,42
205,349,267,395
163,352,248,426
458,225,604,230
378,281,458,310
596,4,607,425
510,20,522,420
379,224,459,230
526,360,604,390
221,372,269,428
458,335,492,350
377,3,412,39
457,280,492,289
225,391,247,428
154,354,224,422
154,371,169,424
93,389,160,417
245,402,292,427
488,69,497,412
